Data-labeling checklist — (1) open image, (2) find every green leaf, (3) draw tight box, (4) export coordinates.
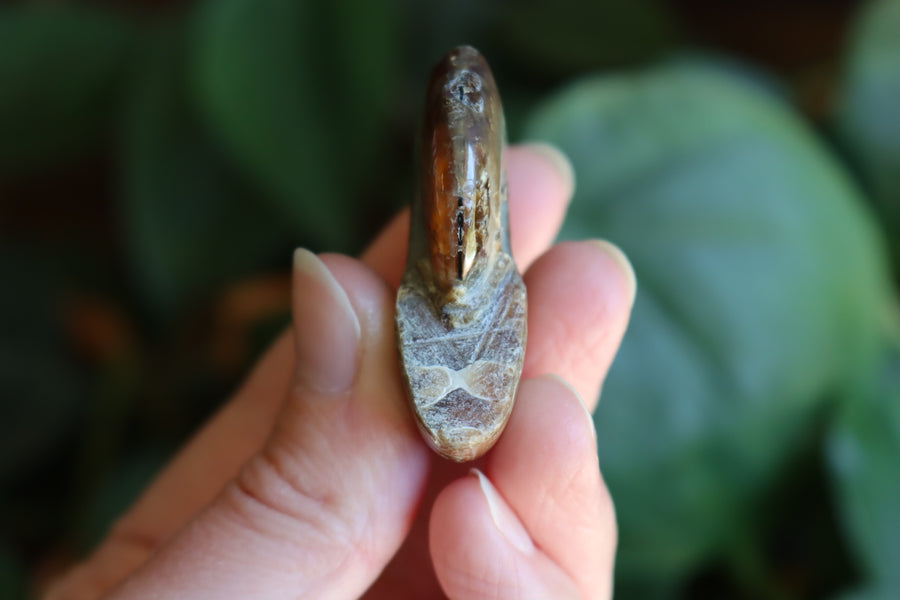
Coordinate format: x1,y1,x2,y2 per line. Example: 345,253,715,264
123,24,294,314
524,62,891,588
835,0,900,262
192,0,397,251
827,347,900,590
837,584,900,600
0,5,136,176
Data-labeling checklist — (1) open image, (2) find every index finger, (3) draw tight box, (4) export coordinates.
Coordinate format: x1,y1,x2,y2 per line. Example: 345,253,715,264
46,143,577,599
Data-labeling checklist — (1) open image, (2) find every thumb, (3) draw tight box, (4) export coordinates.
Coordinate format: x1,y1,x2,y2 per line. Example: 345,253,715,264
107,250,430,600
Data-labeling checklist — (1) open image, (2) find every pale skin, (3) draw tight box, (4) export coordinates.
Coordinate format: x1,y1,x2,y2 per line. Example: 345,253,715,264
47,144,636,600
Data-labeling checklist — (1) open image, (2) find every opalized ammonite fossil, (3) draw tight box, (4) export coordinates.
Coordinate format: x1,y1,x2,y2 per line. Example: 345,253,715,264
395,46,527,462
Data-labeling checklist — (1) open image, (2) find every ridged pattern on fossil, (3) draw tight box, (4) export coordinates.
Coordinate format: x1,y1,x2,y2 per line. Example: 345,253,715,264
397,253,526,462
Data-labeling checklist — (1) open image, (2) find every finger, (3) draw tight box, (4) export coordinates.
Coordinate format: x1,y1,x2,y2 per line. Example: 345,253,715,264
361,142,574,288
429,376,610,599
505,143,575,268
364,238,634,597
488,375,616,599
426,239,636,599
48,144,576,597
58,252,431,599
46,331,297,600
523,240,636,411
430,470,581,599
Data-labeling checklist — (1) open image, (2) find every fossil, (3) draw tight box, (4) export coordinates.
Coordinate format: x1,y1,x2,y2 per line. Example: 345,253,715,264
395,46,527,462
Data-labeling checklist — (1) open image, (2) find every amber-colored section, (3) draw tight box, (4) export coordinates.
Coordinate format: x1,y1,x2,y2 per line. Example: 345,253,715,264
423,123,458,289
421,46,504,293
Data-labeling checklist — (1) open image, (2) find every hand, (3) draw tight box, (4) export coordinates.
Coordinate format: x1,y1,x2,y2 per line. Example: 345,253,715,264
47,144,636,600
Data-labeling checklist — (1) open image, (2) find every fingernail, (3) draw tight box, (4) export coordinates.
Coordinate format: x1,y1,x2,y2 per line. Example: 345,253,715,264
292,248,361,394
587,239,637,303
542,374,596,440
470,469,535,554
521,142,575,197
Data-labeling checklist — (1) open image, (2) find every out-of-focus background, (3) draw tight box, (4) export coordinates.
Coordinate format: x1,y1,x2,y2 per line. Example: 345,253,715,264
1,0,899,598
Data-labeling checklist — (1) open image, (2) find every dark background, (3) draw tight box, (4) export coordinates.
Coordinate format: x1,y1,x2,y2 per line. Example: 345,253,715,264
2,0,899,598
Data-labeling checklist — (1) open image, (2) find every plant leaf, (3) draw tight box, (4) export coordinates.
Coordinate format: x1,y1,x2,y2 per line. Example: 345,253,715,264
0,5,136,176
827,347,900,590
836,584,900,600
525,61,891,588
122,24,293,314
835,0,900,262
192,0,397,251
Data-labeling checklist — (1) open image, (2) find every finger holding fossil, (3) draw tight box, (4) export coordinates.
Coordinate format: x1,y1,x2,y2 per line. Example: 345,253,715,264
396,46,527,462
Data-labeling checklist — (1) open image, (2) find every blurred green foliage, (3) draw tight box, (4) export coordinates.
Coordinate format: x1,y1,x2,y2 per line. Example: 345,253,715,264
837,0,900,266
0,5,137,176
1,0,899,599
124,19,295,312
192,0,398,250
828,349,900,593
526,60,891,588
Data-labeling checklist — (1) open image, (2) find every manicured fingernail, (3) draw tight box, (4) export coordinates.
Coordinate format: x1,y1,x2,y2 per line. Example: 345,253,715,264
588,239,637,303
521,142,575,197
292,248,361,394
542,374,596,440
470,469,535,554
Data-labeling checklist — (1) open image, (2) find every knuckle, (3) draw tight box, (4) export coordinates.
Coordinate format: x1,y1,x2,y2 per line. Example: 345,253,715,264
223,441,374,568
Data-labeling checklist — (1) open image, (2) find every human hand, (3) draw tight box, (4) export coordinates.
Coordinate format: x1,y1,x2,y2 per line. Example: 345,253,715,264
47,144,636,599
